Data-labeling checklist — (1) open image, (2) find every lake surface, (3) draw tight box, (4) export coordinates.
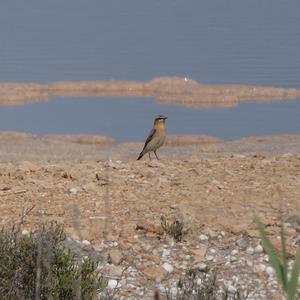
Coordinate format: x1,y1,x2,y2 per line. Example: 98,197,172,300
1,97,300,142
0,1,299,141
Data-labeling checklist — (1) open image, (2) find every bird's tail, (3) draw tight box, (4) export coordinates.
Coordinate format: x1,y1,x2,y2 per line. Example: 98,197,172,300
137,152,144,160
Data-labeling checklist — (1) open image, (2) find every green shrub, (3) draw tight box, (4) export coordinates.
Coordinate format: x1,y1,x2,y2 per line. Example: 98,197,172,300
0,224,106,299
257,220,300,300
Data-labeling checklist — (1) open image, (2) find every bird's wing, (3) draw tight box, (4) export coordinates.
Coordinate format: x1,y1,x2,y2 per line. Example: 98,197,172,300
142,128,156,151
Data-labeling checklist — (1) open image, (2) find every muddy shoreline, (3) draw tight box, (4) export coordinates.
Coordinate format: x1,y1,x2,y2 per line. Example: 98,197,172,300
0,77,299,108
1,131,300,161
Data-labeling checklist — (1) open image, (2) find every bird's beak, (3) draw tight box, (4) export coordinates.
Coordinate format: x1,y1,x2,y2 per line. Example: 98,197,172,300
163,116,168,120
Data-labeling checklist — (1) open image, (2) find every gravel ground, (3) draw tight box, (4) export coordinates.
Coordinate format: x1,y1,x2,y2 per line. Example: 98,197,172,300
1,134,300,299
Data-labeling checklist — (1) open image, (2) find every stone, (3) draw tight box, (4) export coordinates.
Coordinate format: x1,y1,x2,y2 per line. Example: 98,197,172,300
271,237,295,257
202,228,219,239
143,254,161,264
18,161,41,172
227,285,237,293
107,279,118,289
109,249,123,265
136,220,164,235
285,215,300,229
141,243,154,252
293,235,300,246
266,266,274,277
118,240,131,250
190,244,208,263
246,260,253,267
236,236,249,250
169,287,178,298
205,255,214,261
285,227,297,238
246,247,254,255
22,229,30,235
254,244,264,254
231,249,239,256
82,240,91,246
108,265,124,277
254,263,266,272
199,234,209,241
246,229,260,238
196,262,207,271
107,233,119,242
162,262,174,273
162,248,171,257
69,187,78,194
142,266,167,281
0,185,11,191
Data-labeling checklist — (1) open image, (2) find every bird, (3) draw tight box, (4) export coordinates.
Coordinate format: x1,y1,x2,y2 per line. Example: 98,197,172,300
137,115,168,161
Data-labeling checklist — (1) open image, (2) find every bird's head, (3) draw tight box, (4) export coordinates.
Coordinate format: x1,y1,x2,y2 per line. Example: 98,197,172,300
154,115,168,125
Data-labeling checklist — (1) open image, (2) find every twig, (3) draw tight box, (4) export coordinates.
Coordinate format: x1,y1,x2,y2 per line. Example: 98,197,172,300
20,205,36,225
0,189,27,196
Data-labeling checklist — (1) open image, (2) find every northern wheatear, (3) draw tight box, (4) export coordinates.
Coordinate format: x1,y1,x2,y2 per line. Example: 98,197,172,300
137,115,168,160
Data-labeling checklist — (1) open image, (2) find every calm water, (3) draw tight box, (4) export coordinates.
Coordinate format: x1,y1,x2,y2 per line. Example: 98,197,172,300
1,97,300,142
0,1,300,141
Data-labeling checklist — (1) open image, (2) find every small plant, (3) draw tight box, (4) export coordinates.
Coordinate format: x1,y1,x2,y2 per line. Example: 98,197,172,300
0,223,106,299
166,267,245,300
161,215,184,242
257,220,300,300
221,289,246,300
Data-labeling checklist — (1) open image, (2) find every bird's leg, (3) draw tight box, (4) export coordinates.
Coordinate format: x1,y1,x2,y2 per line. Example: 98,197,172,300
148,152,152,160
154,151,159,160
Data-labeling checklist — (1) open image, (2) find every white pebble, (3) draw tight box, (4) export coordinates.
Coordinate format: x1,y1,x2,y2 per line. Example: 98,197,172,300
254,244,264,253
162,249,171,257
22,229,30,235
231,249,239,256
162,262,174,273
119,279,126,286
82,240,91,246
266,266,274,276
227,285,237,293
199,234,208,241
246,260,253,267
206,255,214,261
107,279,118,289
246,247,254,255
256,263,266,272
196,262,207,271
263,254,269,262
104,160,114,168
169,287,178,298
69,187,78,194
